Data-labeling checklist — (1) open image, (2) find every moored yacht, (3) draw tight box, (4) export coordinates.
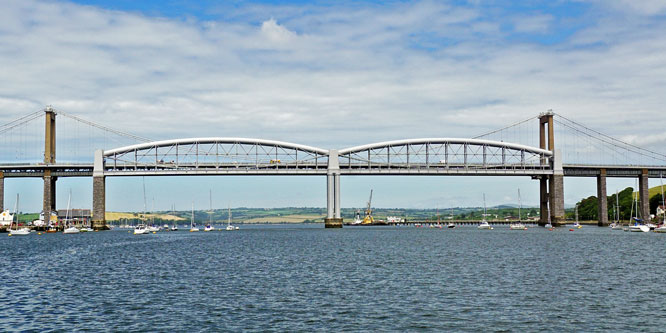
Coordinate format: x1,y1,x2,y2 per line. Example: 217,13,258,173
510,189,527,230
133,224,148,235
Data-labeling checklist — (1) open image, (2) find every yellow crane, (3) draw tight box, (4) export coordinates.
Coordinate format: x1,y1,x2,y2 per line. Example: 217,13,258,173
362,189,374,224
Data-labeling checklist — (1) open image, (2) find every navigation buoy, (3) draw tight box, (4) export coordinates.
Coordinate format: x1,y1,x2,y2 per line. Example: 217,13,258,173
569,229,574,231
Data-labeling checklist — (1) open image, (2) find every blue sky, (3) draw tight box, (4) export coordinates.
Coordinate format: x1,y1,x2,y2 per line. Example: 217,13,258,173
1,0,665,212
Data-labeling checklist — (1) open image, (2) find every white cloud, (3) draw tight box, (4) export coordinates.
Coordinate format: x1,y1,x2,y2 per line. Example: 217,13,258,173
0,0,664,159
260,18,296,45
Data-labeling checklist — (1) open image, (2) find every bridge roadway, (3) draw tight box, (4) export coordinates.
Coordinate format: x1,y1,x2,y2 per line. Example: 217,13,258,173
1,163,665,177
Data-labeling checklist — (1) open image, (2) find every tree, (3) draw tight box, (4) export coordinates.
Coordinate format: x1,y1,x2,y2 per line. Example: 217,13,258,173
650,193,664,215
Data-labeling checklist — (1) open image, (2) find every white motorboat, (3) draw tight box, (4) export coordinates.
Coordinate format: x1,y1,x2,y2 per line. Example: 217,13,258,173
134,224,148,235
447,222,455,228
147,225,160,233
63,226,80,234
170,224,179,232
204,224,215,232
478,220,492,230
510,223,527,230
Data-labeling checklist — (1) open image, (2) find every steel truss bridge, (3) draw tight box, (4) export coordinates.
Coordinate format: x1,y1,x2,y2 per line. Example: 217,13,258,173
1,109,665,229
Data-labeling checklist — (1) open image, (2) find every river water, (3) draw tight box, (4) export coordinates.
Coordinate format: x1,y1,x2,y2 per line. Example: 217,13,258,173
1,224,664,332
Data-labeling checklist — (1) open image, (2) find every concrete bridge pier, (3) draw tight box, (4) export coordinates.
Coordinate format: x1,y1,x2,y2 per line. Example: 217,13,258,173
597,169,609,226
43,170,56,215
639,169,650,222
43,106,57,216
92,150,107,230
539,177,548,226
325,150,343,228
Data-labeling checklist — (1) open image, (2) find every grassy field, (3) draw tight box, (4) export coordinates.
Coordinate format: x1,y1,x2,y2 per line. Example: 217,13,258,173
105,212,186,221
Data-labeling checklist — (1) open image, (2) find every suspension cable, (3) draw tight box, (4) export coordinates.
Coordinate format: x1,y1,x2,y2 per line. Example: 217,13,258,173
554,113,666,160
472,116,538,139
55,110,152,143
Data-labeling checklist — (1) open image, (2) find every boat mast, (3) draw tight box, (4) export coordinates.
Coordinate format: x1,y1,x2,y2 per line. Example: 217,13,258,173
209,189,212,225
191,201,194,228
518,189,522,222
142,177,147,225
228,205,231,226
615,189,619,223
659,173,666,224
483,193,487,222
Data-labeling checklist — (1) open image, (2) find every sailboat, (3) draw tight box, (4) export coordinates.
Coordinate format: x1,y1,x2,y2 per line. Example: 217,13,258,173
478,194,493,230
610,189,623,230
654,175,666,233
63,190,80,234
628,181,649,232
544,198,553,229
572,204,582,229
189,202,199,232
170,204,179,231
204,190,215,232
8,194,30,236
225,206,237,231
135,180,150,234
510,189,527,230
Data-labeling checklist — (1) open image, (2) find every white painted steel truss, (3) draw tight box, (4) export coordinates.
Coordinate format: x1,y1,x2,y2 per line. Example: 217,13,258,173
101,137,553,176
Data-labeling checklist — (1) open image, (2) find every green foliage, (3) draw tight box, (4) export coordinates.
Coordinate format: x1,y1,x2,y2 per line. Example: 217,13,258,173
650,193,663,215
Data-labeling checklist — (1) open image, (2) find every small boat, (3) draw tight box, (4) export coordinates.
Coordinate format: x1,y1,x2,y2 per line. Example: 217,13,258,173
477,194,493,230
147,225,160,233
170,224,179,232
62,191,80,234
163,224,170,231
189,202,199,232
653,225,666,233
629,224,650,233
225,206,236,231
610,190,623,230
133,224,148,235
510,189,527,230
8,194,31,236
63,226,80,234
627,181,648,233
204,224,215,232
447,222,455,228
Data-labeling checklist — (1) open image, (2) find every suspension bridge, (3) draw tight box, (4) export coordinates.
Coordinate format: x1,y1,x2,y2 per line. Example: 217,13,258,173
1,107,665,229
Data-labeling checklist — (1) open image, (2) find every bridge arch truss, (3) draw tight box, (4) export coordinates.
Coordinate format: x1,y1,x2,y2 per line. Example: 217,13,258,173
102,138,330,175
336,138,553,175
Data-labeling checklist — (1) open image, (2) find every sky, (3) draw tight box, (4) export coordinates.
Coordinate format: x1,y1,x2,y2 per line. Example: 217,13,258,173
1,0,665,213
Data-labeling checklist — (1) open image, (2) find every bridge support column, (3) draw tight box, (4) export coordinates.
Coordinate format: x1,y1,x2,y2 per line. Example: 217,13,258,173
0,172,4,212
539,177,548,226
597,169,609,226
92,176,106,230
43,170,56,215
549,149,565,227
325,150,342,228
639,169,650,223
92,149,107,230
